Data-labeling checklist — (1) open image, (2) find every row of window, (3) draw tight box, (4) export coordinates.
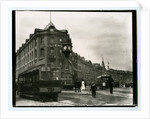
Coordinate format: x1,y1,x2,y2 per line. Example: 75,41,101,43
17,47,64,68
16,59,37,70
48,37,63,44
17,39,37,60
17,36,65,61
19,74,39,83
17,49,37,68
49,48,62,54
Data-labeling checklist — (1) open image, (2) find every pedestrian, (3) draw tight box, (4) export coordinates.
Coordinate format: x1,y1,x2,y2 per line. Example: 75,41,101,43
77,81,81,92
108,75,114,94
85,81,87,90
90,82,97,98
74,81,77,92
81,80,85,91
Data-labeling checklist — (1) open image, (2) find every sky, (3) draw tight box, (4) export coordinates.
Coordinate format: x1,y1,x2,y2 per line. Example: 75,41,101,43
16,11,132,71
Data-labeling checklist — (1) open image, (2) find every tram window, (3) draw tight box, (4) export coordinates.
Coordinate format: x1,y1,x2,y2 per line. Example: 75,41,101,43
25,77,28,83
36,75,39,81
29,78,32,82
21,77,25,83
33,75,37,82
40,72,51,80
18,77,23,83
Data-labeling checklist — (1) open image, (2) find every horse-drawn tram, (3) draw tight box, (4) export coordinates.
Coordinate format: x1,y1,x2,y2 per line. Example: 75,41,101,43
18,66,62,101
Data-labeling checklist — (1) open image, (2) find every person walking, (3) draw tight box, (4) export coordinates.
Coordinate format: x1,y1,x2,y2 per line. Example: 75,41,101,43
77,81,81,92
74,81,77,92
108,75,114,94
90,82,97,98
81,80,85,91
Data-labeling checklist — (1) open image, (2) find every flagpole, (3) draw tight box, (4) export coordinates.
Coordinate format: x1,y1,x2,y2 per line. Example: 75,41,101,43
50,12,51,23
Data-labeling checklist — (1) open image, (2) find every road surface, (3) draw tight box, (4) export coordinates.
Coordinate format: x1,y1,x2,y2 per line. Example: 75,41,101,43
16,87,133,106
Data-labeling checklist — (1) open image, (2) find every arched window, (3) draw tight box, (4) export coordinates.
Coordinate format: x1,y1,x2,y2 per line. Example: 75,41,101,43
35,49,37,58
28,54,29,62
40,48,45,57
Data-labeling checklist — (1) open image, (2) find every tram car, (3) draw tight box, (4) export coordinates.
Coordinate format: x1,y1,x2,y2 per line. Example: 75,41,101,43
18,66,62,101
97,75,120,89
96,75,109,89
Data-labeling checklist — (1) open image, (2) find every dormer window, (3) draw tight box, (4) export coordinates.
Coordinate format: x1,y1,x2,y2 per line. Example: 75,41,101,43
50,28,54,32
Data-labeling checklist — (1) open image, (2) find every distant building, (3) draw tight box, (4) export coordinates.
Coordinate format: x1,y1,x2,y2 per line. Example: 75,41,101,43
106,69,133,86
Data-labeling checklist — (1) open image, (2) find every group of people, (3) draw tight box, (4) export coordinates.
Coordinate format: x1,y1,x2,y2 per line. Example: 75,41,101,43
74,75,114,98
90,75,114,98
74,80,86,92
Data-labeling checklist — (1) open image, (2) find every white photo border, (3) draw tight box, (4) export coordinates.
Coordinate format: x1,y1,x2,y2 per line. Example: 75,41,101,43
0,0,149,119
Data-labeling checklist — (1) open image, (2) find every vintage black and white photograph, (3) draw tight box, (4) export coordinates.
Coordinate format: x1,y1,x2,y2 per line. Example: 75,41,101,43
13,10,137,107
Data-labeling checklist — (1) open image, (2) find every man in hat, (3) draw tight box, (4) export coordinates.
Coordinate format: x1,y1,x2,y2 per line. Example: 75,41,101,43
108,75,114,94
90,82,97,98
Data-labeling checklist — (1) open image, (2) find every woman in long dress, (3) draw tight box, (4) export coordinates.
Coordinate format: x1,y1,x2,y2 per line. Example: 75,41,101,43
81,80,85,90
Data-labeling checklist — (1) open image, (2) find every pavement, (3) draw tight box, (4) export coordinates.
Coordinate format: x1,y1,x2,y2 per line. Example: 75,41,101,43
16,87,133,106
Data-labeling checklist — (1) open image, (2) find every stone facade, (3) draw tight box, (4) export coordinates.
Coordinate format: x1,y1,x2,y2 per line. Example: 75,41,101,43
16,22,72,83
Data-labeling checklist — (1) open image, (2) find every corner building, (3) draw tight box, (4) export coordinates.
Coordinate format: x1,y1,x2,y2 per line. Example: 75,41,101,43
16,22,73,84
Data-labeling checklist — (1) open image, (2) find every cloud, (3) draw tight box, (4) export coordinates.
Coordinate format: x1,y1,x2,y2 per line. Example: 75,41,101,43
16,11,132,71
